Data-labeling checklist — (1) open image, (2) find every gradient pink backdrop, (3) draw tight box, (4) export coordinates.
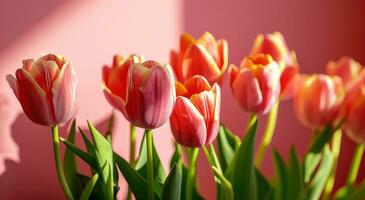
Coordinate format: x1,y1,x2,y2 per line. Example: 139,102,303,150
0,0,364,199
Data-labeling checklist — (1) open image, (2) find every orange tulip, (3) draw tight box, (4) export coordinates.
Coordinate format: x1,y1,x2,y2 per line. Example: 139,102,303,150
103,56,176,129
293,74,344,128
229,54,281,114
170,75,221,147
326,56,363,86
250,32,299,98
170,32,228,84
6,54,77,126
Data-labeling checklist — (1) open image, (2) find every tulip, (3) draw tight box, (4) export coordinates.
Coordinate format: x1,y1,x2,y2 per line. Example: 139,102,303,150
170,32,228,84
326,56,363,86
343,88,365,144
250,32,299,98
104,59,175,129
6,54,77,126
102,54,143,114
293,74,344,128
170,75,221,147
229,54,281,114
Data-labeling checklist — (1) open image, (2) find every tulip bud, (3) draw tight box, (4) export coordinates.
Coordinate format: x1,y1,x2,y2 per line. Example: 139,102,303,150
6,54,77,126
170,32,228,84
293,74,344,128
326,56,363,86
170,75,221,147
229,54,281,114
103,57,176,129
250,32,299,98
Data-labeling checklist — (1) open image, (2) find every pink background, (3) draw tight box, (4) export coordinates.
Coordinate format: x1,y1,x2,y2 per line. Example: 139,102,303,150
0,0,364,199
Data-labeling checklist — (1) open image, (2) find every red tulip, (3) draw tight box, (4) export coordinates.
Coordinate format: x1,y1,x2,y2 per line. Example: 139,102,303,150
250,32,299,98
229,54,281,114
326,56,363,86
6,54,77,126
103,57,175,129
170,32,228,84
170,75,221,147
293,74,344,128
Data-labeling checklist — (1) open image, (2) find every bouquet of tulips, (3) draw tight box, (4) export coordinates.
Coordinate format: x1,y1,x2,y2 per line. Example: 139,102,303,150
6,32,365,200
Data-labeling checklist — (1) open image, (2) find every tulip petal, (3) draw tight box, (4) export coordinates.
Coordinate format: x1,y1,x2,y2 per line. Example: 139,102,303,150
256,62,281,114
182,44,221,84
103,87,128,118
217,39,228,71
197,32,220,64
231,69,263,113
170,50,184,82
170,96,207,147
207,84,221,144
125,64,150,126
184,75,211,98
30,59,60,96
15,69,56,125
137,66,175,129
52,63,77,123
180,33,196,56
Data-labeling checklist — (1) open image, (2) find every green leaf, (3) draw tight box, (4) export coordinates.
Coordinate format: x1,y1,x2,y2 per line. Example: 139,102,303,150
80,174,99,200
180,163,204,200
303,152,322,184
170,143,182,170
256,168,272,200
114,152,161,200
348,180,365,200
307,145,334,200
309,124,333,153
88,121,114,200
287,147,304,200
227,117,258,200
61,138,97,169
135,133,166,184
162,163,182,200
273,150,288,200
63,120,82,199
217,125,235,171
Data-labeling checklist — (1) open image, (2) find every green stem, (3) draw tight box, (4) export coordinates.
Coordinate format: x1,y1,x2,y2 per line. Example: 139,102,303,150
211,166,234,200
323,129,342,200
186,148,199,200
52,126,74,200
127,124,137,200
146,129,154,200
347,143,365,185
208,144,222,173
256,102,279,168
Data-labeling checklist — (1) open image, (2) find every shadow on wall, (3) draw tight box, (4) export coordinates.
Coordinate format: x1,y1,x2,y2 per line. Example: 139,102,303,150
183,0,365,199
0,113,110,200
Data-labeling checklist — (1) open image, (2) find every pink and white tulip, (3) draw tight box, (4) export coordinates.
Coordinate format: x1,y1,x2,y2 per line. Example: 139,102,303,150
229,54,281,114
170,75,221,147
103,57,176,129
6,54,77,126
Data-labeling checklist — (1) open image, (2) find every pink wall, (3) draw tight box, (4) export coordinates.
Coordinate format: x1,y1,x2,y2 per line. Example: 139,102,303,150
0,0,364,199
0,0,182,199
183,0,365,199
